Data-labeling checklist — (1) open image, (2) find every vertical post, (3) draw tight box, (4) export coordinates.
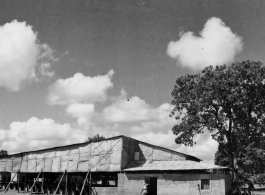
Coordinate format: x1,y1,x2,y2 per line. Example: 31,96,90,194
17,171,20,193
89,173,92,195
65,172,68,195
25,173,28,192
42,172,44,193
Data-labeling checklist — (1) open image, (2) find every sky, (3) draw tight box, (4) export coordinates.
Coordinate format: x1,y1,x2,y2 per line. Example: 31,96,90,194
0,0,265,163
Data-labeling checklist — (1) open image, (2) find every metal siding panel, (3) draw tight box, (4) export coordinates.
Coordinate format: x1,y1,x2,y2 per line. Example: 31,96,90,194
0,159,5,172
89,155,101,170
51,157,60,172
44,158,52,172
5,158,12,172
96,164,110,172
77,160,89,172
12,157,22,172
110,164,120,171
27,159,36,172
36,156,45,172
110,150,121,165
68,153,79,172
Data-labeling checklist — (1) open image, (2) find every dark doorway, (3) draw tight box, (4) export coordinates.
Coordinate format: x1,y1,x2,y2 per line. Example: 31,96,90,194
145,177,157,195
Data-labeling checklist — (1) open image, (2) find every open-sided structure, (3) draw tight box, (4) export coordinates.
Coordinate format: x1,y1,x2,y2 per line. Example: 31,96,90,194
0,135,231,195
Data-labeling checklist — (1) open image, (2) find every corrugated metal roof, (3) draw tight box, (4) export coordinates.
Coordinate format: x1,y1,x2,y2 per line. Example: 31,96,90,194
123,160,228,171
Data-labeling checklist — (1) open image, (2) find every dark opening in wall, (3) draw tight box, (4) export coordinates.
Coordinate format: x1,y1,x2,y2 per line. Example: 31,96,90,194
91,172,118,187
201,179,210,190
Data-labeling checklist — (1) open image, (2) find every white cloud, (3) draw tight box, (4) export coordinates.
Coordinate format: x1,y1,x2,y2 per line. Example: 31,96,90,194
0,20,56,91
130,103,177,133
0,117,87,154
177,132,218,164
66,103,94,128
103,89,164,123
38,43,58,77
40,63,54,77
167,17,243,70
47,70,114,105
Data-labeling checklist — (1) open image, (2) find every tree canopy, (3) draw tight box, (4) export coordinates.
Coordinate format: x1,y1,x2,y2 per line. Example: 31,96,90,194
86,134,105,143
171,61,265,189
0,150,8,157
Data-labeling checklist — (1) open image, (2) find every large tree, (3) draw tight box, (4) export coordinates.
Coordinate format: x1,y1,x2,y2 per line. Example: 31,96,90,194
170,61,265,191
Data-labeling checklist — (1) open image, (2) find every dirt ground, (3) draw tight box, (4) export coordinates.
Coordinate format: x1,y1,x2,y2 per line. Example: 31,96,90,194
0,190,30,195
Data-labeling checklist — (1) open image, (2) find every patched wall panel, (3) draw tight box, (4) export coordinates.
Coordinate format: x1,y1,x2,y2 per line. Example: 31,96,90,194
89,155,101,171
60,155,69,172
77,160,89,172
0,159,5,172
68,153,79,172
12,157,22,172
110,151,121,165
5,158,12,172
51,157,61,172
96,164,109,172
20,156,28,172
44,158,52,172
27,159,36,172
0,137,123,173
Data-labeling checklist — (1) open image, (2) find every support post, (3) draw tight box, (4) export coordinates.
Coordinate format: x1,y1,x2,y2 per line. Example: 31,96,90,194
24,173,27,192
53,170,66,195
80,170,90,195
42,172,44,193
89,173,92,195
17,171,20,193
29,169,43,192
4,171,18,193
65,172,68,195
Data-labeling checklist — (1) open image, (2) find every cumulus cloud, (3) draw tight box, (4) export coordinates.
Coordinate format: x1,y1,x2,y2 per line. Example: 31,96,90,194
66,103,94,128
167,17,243,70
103,89,168,123
47,70,114,105
0,117,87,153
0,20,56,91
130,103,177,133
177,132,218,163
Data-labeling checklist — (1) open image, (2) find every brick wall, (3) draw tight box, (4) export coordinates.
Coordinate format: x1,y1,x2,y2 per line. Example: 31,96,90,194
94,173,231,195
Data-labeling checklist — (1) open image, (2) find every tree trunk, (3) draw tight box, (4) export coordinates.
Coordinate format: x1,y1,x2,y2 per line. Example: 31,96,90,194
227,132,241,194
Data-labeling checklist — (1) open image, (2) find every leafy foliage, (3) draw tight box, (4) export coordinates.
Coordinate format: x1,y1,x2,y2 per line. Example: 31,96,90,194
171,61,265,189
0,150,8,157
86,134,105,143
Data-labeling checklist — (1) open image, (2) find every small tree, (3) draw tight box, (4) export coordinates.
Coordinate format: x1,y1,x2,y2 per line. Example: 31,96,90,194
170,61,265,191
0,150,8,157
86,134,105,143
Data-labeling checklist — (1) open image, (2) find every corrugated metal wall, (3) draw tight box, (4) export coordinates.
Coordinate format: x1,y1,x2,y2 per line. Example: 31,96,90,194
0,137,122,173
0,136,199,173
121,137,188,169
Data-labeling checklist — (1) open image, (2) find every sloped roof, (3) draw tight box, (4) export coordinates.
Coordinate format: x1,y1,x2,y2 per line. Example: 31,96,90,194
123,160,228,171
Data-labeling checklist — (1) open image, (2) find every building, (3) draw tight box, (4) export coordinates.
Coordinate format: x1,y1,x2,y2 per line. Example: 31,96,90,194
0,135,231,195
